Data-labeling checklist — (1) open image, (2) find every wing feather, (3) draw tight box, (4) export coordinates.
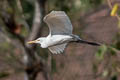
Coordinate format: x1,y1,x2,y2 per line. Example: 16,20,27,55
43,11,73,35
48,43,67,54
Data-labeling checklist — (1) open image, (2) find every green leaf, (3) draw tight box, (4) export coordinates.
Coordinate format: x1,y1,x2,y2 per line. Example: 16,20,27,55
95,45,107,60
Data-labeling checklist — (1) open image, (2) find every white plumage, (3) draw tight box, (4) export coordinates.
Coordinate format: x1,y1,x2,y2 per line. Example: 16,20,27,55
27,11,100,54
48,43,67,54
44,11,73,35
43,11,74,54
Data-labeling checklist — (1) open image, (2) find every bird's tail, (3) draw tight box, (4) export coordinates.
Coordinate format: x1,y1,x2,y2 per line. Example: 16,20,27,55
76,39,101,46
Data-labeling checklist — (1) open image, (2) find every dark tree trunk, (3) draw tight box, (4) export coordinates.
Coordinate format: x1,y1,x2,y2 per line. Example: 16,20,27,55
1,0,51,80
23,0,48,80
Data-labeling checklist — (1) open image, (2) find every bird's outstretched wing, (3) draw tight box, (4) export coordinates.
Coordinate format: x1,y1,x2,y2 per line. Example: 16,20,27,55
48,43,67,54
43,11,73,35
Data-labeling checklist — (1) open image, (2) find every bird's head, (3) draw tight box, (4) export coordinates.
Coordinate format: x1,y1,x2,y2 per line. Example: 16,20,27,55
27,38,44,44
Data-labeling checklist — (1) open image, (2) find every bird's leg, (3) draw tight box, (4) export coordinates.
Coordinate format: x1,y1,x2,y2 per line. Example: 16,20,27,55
76,39,101,46
70,34,101,46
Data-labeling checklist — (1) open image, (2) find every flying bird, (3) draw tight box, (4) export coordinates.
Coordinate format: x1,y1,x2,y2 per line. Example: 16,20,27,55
27,11,100,54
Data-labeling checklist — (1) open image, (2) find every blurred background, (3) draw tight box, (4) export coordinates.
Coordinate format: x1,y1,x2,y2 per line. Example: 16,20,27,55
0,0,120,80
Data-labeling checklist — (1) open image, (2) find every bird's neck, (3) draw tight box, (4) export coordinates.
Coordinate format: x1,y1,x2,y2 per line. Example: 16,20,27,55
40,37,48,48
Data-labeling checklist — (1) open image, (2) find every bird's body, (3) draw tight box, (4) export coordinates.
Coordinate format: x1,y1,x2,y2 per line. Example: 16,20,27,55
41,35,72,48
28,11,100,54
36,34,77,53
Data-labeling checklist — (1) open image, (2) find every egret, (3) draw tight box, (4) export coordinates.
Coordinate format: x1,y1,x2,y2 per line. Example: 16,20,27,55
27,11,100,54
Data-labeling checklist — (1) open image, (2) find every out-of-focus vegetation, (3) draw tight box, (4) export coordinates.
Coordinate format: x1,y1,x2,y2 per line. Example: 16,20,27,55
0,0,120,80
94,1,120,79
47,0,104,12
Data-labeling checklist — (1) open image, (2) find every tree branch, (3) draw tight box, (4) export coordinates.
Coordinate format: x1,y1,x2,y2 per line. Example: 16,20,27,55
1,0,51,80
26,0,46,49
16,0,30,31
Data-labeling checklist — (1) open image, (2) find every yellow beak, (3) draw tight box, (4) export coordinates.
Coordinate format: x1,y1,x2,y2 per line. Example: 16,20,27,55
27,40,36,44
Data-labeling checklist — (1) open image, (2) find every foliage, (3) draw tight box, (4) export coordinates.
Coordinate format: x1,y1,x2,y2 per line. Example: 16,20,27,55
94,1,120,77
95,36,120,78
96,45,107,60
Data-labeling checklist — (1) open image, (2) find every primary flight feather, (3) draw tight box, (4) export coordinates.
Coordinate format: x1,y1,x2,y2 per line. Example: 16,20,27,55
44,11,73,35
27,11,100,54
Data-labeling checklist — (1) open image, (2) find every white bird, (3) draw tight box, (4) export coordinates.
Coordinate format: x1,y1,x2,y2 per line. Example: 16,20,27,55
27,11,100,54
